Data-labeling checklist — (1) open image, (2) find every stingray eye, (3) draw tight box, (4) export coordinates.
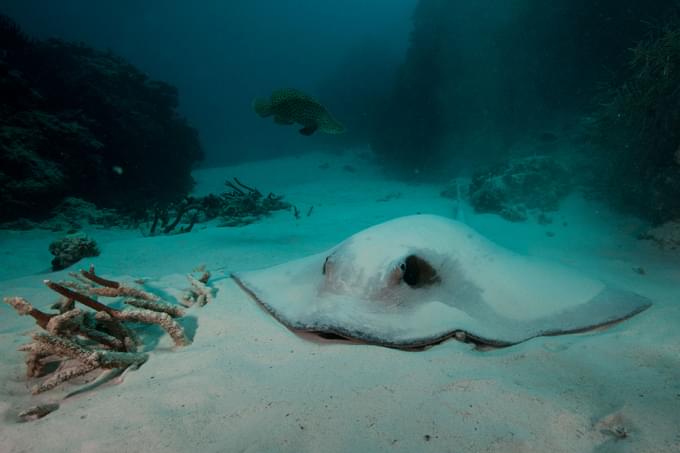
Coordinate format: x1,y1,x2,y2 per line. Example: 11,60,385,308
401,254,440,288
322,256,329,275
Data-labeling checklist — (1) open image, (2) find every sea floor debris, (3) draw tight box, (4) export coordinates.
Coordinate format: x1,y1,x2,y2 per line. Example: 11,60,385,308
4,265,191,400
181,265,215,307
467,155,572,222
141,177,291,234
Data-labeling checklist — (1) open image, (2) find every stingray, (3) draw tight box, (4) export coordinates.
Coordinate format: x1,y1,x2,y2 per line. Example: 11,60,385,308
232,215,651,349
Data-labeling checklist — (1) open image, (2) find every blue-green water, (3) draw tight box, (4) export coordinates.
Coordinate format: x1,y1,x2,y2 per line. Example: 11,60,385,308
1,2,679,451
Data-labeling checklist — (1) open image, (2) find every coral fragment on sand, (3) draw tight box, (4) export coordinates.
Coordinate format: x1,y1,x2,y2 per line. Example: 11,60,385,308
181,267,215,307
28,332,147,394
18,403,60,422
3,265,190,397
638,220,680,250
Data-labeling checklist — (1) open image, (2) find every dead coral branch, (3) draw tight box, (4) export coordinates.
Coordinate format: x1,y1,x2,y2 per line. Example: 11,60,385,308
44,277,188,346
4,296,53,329
3,265,190,398
180,267,215,307
28,332,147,394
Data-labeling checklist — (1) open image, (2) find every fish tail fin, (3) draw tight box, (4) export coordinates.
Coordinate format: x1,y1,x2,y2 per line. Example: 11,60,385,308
252,98,273,117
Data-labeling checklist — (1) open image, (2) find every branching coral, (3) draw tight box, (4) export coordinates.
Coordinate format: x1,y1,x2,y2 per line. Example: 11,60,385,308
4,265,190,396
140,177,291,234
219,177,291,226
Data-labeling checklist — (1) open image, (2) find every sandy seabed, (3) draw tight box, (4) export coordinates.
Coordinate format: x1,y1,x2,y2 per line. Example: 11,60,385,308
1,151,679,452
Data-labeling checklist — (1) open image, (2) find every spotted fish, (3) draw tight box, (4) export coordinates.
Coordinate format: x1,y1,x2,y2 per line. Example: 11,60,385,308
253,88,345,136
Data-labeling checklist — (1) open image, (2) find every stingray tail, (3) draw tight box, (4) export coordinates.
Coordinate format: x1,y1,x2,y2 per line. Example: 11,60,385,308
252,97,272,117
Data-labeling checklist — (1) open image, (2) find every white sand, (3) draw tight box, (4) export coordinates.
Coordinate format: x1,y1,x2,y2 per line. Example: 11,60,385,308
1,151,679,452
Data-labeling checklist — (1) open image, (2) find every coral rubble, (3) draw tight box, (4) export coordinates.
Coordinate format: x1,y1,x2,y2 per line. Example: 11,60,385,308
3,265,190,398
467,156,571,222
180,266,215,307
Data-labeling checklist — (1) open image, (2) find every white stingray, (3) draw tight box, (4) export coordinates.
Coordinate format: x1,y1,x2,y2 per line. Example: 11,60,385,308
232,215,651,348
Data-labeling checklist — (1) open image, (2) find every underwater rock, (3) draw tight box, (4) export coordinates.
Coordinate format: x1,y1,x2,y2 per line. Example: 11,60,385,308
0,197,126,231
0,111,80,218
370,1,675,178
50,197,124,229
48,233,100,271
468,156,571,222
253,88,345,136
0,15,203,222
590,22,680,223
499,205,528,222
639,220,680,250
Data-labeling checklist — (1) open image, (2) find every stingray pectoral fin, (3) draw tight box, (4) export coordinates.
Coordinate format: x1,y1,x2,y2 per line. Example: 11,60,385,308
529,287,651,337
453,286,652,346
231,215,653,349
299,124,318,136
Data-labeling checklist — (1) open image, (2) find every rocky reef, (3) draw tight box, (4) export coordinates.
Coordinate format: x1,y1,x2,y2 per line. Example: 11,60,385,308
467,156,571,222
590,22,680,224
0,15,203,222
369,0,676,178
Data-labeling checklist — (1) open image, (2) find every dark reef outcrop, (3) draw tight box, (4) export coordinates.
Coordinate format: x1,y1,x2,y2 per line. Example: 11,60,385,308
48,233,100,271
0,15,203,222
370,0,676,178
468,156,572,222
590,23,680,224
